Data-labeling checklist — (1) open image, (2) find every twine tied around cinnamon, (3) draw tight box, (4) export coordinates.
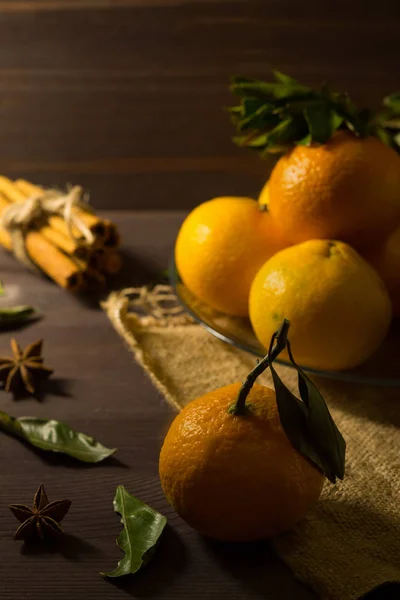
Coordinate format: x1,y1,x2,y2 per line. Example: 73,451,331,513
0,186,95,269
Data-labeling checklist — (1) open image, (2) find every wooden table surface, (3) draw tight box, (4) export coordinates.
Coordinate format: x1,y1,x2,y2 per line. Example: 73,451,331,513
0,211,320,600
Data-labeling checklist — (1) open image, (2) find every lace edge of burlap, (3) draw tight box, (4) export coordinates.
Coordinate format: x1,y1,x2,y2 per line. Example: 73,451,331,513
103,286,195,413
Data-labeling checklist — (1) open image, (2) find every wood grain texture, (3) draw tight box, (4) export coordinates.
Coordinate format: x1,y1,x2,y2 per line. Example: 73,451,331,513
0,211,318,600
0,1,398,208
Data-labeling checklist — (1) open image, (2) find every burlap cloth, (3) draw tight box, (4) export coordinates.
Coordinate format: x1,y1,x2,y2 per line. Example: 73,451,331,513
104,286,400,600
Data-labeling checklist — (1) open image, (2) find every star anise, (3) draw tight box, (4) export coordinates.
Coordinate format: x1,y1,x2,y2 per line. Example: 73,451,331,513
9,484,71,541
0,339,53,394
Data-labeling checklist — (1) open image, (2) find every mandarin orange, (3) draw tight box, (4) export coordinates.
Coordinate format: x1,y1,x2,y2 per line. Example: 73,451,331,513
175,196,287,316
249,240,392,370
366,226,400,317
159,382,324,541
262,131,400,248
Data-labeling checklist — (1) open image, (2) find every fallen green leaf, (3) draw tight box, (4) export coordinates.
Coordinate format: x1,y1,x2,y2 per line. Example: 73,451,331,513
0,305,38,327
102,485,167,578
0,411,116,463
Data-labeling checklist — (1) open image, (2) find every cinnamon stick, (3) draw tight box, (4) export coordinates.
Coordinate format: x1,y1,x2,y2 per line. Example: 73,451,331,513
34,221,90,260
14,179,106,243
87,248,122,275
0,193,83,292
0,177,90,260
71,256,106,291
103,250,123,274
0,175,122,291
103,220,121,248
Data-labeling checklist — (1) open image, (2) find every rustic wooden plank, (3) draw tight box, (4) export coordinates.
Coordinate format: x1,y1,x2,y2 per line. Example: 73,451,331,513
0,0,245,11
0,0,398,17
0,0,397,208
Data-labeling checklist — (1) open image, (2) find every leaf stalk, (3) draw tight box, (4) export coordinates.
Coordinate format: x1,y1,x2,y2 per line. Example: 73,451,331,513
230,318,290,416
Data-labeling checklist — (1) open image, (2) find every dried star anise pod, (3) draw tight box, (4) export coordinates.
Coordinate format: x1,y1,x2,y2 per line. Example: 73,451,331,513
9,484,71,541
0,339,53,394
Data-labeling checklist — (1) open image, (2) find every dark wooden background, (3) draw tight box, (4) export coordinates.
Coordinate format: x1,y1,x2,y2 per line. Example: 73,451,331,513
0,0,399,209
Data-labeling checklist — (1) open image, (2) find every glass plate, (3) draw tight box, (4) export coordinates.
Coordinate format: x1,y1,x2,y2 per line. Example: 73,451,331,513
169,257,400,387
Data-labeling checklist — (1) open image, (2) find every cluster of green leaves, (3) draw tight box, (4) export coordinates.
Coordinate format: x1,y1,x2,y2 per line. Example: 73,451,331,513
229,70,399,156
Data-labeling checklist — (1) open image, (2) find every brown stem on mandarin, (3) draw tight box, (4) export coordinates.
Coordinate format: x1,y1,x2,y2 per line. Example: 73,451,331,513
230,319,290,416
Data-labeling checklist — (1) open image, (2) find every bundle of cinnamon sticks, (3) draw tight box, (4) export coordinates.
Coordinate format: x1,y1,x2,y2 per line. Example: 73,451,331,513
0,177,122,292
